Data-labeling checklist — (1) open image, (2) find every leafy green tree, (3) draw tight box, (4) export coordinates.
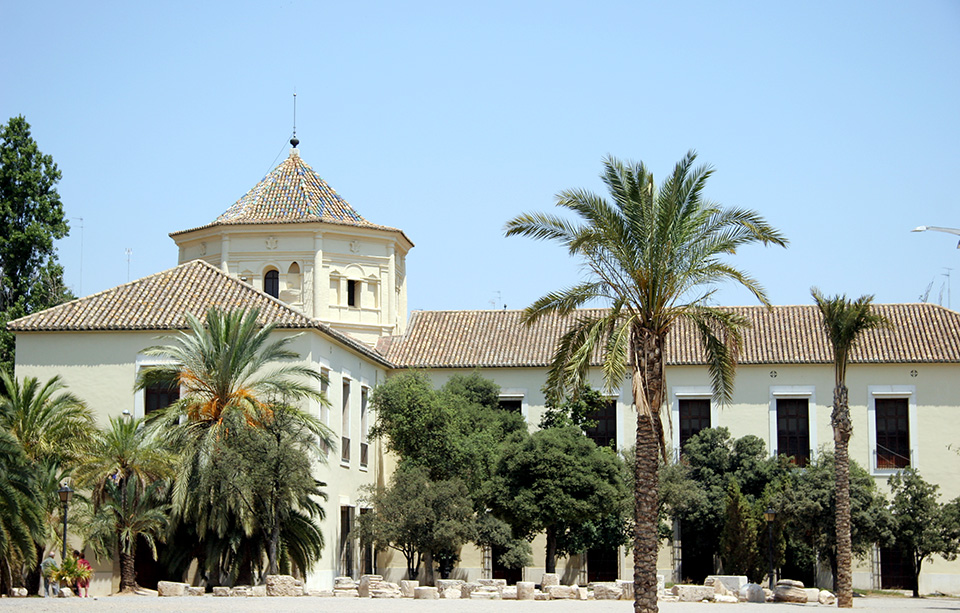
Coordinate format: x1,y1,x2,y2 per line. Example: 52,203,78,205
719,480,762,579
357,464,476,581
73,416,176,592
659,428,787,583
539,385,605,430
494,425,627,573
0,429,43,595
812,289,889,607
198,404,329,579
0,116,73,371
505,153,786,612
888,468,960,598
777,451,891,587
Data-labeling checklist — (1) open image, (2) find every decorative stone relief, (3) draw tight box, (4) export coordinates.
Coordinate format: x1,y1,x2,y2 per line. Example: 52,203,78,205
266,236,278,250
349,240,360,253
199,242,207,256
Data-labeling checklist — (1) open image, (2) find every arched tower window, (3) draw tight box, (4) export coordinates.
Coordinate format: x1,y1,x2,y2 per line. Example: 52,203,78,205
264,270,279,298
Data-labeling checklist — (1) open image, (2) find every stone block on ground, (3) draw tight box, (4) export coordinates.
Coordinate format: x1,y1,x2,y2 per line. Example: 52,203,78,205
535,590,549,600
186,586,205,597
774,582,807,603
414,586,439,600
803,587,820,602
57,587,74,598
713,580,733,597
157,581,189,597
501,586,518,600
461,582,481,599
545,585,578,599
516,581,535,600
305,588,334,597
250,585,266,597
591,582,623,600
266,574,303,597
740,583,765,603
11,588,27,597
440,587,461,599
435,579,463,590
333,576,359,598
370,581,403,598
715,594,739,603
777,578,805,588
673,584,715,602
212,587,230,597
578,587,588,600
705,575,748,595
617,579,634,600
358,574,383,598
229,586,250,597
399,580,418,597
469,586,501,600
819,590,836,605
541,573,560,587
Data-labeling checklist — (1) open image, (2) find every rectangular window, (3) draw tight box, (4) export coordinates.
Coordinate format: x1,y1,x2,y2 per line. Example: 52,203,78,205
777,398,810,467
498,396,523,412
876,398,910,469
678,398,711,453
347,279,358,307
319,369,330,456
585,399,617,449
341,379,351,464
360,387,369,469
145,382,179,415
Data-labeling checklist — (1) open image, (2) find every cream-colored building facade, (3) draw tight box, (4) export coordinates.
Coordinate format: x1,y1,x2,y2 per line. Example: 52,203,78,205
10,141,960,595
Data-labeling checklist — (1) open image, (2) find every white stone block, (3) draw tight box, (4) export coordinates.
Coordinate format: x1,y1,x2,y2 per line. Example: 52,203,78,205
740,583,765,603
440,587,461,599
157,581,188,597
819,589,837,605
591,582,623,600
399,580,419,598
266,574,303,597
414,586,439,600
516,581,535,600
545,585,578,599
673,584,715,602
541,573,560,587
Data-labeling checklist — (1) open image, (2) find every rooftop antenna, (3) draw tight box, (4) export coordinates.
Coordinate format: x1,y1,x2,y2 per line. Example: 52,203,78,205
125,248,132,282
290,91,299,149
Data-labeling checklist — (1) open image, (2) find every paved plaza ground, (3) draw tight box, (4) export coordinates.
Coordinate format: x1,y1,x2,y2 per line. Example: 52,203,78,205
0,595,958,613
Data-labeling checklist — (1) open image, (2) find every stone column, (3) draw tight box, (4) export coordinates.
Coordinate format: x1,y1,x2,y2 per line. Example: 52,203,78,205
220,235,230,273
312,232,324,319
386,244,396,331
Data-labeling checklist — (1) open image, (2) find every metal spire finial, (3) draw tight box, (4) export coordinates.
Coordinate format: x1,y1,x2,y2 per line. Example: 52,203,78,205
290,92,299,149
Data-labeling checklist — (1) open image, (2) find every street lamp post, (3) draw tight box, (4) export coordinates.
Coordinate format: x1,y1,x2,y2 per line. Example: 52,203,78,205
58,484,73,561
764,506,776,591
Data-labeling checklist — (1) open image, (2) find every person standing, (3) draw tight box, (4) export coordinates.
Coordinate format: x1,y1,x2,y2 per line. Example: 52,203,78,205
40,551,58,597
75,550,92,598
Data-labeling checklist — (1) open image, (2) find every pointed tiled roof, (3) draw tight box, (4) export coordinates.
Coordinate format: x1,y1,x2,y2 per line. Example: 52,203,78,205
170,150,407,238
378,304,960,368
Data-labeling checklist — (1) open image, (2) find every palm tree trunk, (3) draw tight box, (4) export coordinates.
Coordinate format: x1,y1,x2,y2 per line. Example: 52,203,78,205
267,522,280,576
633,327,665,613
833,384,853,608
118,545,137,591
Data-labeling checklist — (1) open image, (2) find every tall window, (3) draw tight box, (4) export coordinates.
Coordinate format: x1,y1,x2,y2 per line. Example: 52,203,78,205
264,270,279,298
340,506,354,578
776,398,810,467
347,279,359,307
145,382,179,415
585,399,617,449
876,398,910,469
341,379,351,464
360,387,369,469
678,398,711,453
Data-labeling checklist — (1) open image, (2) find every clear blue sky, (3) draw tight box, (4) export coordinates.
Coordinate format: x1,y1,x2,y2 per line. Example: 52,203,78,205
2,1,959,313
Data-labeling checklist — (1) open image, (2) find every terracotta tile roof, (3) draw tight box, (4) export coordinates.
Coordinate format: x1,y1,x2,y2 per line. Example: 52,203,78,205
170,150,408,240
7,260,316,332
378,304,960,368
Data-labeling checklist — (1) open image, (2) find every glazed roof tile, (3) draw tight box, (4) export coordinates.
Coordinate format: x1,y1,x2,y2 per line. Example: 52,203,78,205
170,150,407,239
378,304,960,368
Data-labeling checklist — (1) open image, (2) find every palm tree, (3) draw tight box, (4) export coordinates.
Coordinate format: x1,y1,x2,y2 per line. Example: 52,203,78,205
505,152,786,612
135,307,330,583
73,416,176,592
812,289,889,608
0,429,44,595
0,369,94,464
0,368,94,593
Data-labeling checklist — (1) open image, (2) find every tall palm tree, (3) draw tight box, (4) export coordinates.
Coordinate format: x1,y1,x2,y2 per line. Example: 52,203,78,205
136,307,330,583
73,415,176,592
812,289,889,608
505,152,786,612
